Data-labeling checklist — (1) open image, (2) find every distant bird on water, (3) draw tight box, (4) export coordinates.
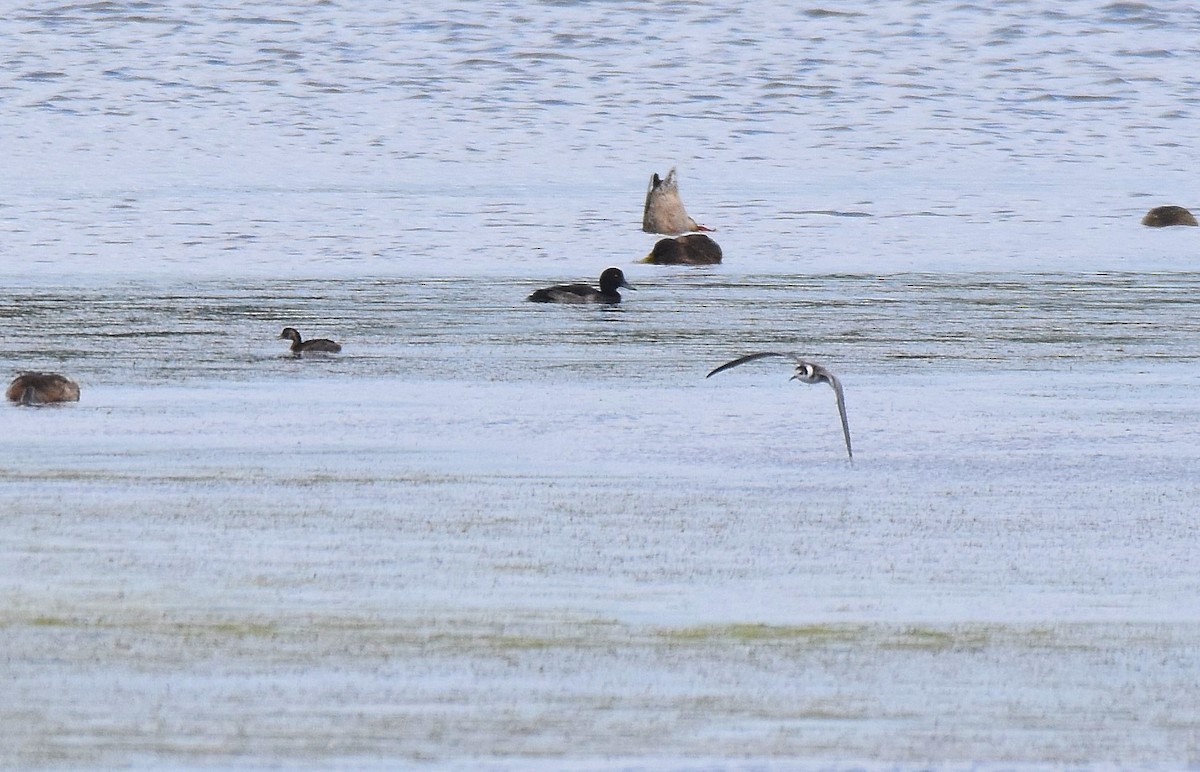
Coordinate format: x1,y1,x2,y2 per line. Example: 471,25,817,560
706,352,853,459
6,372,80,405
279,327,342,355
1142,205,1197,227
642,168,713,235
526,266,635,304
643,233,723,265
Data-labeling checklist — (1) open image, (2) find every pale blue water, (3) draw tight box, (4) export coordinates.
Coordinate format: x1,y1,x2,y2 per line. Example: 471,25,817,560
3,2,1200,768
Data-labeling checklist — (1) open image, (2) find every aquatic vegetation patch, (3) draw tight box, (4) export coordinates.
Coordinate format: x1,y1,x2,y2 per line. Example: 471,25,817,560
882,626,972,650
660,623,866,644
28,615,73,627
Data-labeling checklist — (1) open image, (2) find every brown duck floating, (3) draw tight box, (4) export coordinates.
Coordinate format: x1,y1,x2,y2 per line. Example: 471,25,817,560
6,372,81,405
1142,205,1197,227
643,233,722,265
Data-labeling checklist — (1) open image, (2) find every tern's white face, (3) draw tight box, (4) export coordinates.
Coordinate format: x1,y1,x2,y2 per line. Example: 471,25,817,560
792,364,819,383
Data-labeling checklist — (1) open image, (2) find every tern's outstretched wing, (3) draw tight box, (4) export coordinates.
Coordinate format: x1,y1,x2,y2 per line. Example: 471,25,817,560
819,368,853,459
708,354,854,460
705,352,792,378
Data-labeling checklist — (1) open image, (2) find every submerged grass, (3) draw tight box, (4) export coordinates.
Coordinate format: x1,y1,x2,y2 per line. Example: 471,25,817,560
657,623,1091,652
4,607,630,653
10,607,1177,659
28,615,73,627
660,623,866,644
882,626,984,650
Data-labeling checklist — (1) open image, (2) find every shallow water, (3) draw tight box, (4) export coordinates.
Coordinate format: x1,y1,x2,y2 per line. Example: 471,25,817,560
3,1,1200,768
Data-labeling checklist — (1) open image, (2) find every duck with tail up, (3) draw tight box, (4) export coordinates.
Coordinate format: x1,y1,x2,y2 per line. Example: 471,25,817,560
642,168,714,235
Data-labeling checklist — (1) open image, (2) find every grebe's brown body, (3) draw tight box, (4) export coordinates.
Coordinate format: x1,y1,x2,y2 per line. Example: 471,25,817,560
279,327,342,355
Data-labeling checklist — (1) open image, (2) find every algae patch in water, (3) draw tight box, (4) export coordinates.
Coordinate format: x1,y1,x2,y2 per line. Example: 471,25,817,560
659,623,865,645
28,615,74,627
659,623,1011,651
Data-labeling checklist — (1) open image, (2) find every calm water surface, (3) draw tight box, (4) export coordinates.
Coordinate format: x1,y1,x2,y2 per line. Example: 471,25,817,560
3,1,1200,767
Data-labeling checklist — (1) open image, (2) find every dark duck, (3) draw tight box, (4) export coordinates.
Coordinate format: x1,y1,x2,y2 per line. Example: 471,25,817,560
527,267,635,304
